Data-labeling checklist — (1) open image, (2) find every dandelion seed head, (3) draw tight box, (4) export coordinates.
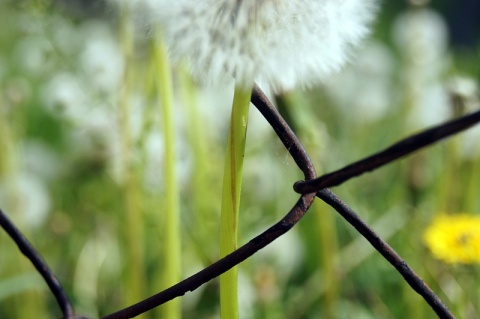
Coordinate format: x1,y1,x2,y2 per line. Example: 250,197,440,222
141,0,378,92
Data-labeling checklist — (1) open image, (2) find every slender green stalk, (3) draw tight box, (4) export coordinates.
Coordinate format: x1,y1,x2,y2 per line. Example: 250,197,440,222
315,201,339,317
219,86,251,319
153,31,181,319
118,7,146,314
463,159,479,212
179,70,214,265
0,94,14,178
436,141,458,213
1,75,46,319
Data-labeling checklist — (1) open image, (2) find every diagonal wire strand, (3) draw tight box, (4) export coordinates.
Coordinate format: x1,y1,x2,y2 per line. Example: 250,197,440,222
316,189,454,319
294,109,480,194
0,209,76,319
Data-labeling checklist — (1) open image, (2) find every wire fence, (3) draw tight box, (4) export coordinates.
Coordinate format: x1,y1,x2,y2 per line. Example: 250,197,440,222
2,84,480,319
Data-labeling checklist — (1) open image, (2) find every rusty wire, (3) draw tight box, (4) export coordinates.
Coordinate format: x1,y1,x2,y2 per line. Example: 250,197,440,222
0,209,76,319
294,109,480,194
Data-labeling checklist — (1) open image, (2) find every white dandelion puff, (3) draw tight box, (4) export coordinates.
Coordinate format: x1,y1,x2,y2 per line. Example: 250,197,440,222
137,0,378,92
393,7,451,129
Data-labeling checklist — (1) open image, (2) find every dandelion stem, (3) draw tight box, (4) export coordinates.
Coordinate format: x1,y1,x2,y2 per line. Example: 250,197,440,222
153,30,181,319
219,86,251,319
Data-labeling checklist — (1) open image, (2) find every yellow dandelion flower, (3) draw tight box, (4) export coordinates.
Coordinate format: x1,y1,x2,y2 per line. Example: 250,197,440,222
423,214,480,265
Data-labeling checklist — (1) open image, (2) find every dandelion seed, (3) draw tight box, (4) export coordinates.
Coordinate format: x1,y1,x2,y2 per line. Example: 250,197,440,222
423,214,480,265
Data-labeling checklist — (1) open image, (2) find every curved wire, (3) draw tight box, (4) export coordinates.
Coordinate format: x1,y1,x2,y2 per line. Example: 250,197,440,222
0,209,76,319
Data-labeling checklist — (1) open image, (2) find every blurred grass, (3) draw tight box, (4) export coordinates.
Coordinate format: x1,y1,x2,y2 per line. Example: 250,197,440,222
1,1,479,319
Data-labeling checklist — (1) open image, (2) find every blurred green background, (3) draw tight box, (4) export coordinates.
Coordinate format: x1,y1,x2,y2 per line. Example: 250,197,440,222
1,0,479,318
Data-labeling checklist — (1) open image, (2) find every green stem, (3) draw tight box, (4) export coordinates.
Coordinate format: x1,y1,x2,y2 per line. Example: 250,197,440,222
463,157,480,212
179,70,213,265
219,86,251,319
0,84,40,319
153,31,181,319
118,6,145,315
315,201,339,318
0,93,14,178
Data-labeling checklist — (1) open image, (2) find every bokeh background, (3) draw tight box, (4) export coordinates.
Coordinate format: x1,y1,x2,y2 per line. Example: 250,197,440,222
0,0,479,318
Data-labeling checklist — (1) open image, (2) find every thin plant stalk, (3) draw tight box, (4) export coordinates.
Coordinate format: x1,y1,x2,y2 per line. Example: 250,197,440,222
0,77,47,319
179,70,214,265
465,156,480,212
219,86,252,319
437,141,458,213
153,30,181,319
118,6,146,313
0,96,14,178
315,201,339,317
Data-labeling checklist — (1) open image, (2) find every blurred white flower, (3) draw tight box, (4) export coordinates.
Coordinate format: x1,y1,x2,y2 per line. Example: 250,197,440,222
393,7,452,129
14,35,53,76
41,72,89,122
80,22,125,93
21,141,60,182
447,76,480,159
393,8,448,68
412,84,451,127
126,0,378,92
50,15,81,57
0,173,51,229
448,75,480,113
324,41,396,123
